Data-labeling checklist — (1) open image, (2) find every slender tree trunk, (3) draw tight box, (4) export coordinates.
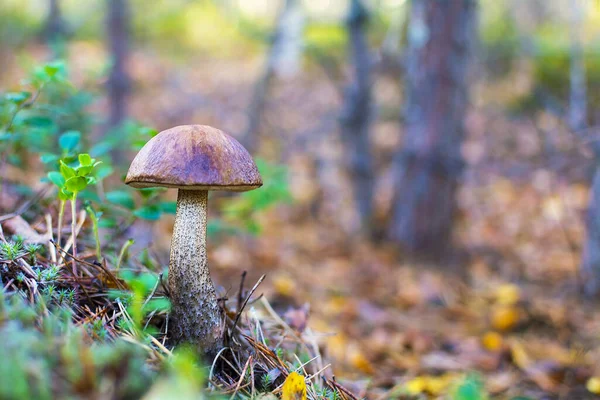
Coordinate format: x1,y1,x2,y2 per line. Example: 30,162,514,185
242,0,303,153
339,0,374,233
582,173,600,297
44,0,66,58
570,0,600,297
568,0,587,133
106,0,131,130
388,0,476,258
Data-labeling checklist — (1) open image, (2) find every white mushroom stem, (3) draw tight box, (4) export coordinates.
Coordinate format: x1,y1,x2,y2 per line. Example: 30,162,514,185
169,189,223,355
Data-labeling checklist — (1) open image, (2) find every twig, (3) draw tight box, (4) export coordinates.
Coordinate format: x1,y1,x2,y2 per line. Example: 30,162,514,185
58,209,86,265
141,272,162,309
209,347,230,387
231,274,266,336
45,213,57,263
237,270,247,310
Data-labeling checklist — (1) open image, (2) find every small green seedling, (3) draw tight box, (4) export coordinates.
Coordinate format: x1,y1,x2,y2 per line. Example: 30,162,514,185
48,153,101,272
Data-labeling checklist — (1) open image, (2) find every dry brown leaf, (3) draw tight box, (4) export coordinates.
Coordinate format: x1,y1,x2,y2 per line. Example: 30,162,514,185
2,215,49,244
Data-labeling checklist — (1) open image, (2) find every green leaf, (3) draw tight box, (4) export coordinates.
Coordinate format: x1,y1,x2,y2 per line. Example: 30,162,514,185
23,116,54,129
47,171,65,187
43,62,63,78
78,190,100,203
106,191,135,210
59,161,75,179
159,201,177,214
140,127,158,137
5,91,31,105
143,298,171,313
78,153,92,166
40,153,59,164
133,205,161,221
90,141,114,157
65,176,87,193
139,188,161,199
98,217,117,228
59,131,81,152
453,374,486,400
76,165,93,176
95,164,114,180
59,187,72,201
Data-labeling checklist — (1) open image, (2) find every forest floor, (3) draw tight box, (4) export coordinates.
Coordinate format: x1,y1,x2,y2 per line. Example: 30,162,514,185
3,44,600,399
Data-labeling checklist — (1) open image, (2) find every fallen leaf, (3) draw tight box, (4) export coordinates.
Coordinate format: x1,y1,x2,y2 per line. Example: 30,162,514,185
587,377,600,394
491,306,519,331
2,215,49,244
482,331,503,352
509,340,531,369
273,274,295,297
281,372,306,400
348,347,375,375
404,374,455,396
494,284,521,306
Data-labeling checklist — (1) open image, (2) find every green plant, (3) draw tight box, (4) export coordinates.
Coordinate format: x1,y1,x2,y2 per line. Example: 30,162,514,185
217,158,291,235
0,239,25,261
452,374,488,400
0,61,95,174
0,291,154,399
48,153,101,272
109,271,170,337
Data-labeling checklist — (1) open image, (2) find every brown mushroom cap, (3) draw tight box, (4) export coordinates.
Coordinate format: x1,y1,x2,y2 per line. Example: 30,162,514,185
125,125,263,191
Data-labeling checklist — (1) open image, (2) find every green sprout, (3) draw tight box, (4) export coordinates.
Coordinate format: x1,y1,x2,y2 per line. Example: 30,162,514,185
48,153,101,273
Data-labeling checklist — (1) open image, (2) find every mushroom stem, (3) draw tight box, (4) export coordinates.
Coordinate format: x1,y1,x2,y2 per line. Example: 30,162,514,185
169,189,223,355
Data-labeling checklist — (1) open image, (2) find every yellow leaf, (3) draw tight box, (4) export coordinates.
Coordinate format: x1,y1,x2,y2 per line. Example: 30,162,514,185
587,377,600,394
404,374,454,396
405,377,428,395
273,275,295,296
282,372,307,400
494,284,521,306
509,340,531,369
482,331,503,352
426,374,454,395
491,306,519,331
349,348,374,375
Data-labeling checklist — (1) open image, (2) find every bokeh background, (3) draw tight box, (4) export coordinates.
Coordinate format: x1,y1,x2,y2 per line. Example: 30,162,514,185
2,0,600,398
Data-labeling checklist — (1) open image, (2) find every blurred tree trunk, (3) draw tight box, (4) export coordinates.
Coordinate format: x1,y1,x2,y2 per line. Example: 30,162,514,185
44,0,67,57
106,0,131,130
571,0,600,296
582,172,600,297
339,0,374,233
388,0,476,258
242,0,303,154
568,0,586,133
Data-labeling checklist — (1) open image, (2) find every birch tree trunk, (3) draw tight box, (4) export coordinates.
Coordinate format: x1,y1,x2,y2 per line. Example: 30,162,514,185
242,0,303,153
339,0,374,233
106,0,131,130
44,0,67,58
388,0,476,258
571,0,600,297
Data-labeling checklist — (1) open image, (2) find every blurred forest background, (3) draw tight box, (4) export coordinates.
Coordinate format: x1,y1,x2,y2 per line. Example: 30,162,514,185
2,0,600,398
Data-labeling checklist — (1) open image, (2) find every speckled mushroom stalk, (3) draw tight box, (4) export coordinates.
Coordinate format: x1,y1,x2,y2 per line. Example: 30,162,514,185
169,189,222,353
125,125,262,357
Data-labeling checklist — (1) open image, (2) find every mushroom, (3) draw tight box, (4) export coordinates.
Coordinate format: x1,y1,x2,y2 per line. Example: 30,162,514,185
125,125,262,356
